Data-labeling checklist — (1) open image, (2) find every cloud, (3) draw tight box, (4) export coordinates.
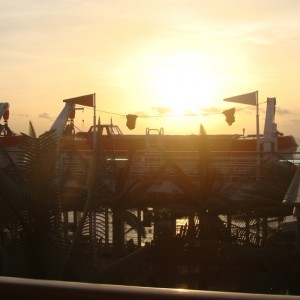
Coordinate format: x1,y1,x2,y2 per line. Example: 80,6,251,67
201,107,221,113
276,107,290,116
38,112,52,120
12,113,28,117
135,111,149,117
290,118,300,124
151,106,173,115
183,110,197,116
201,107,225,116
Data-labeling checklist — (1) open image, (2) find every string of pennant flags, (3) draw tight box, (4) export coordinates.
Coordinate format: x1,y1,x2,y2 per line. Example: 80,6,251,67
80,106,239,129
65,91,265,130
96,104,264,130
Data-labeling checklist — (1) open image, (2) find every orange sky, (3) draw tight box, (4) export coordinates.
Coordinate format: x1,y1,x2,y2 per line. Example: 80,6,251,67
1,1,300,138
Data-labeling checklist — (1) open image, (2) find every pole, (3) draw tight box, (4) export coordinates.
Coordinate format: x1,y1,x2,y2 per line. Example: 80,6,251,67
255,90,260,178
93,93,96,149
256,90,259,152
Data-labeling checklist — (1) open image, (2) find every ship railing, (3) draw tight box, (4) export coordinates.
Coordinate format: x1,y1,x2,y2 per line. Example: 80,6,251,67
103,150,263,180
58,149,294,185
0,276,298,300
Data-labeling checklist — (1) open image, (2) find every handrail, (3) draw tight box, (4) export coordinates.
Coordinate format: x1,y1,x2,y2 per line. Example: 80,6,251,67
0,276,299,300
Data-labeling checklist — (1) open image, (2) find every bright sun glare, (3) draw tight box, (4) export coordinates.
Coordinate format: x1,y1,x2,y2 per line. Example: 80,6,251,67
150,53,220,114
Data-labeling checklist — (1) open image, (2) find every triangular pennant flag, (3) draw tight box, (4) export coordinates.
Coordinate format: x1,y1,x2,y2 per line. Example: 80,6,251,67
63,94,94,107
224,91,257,106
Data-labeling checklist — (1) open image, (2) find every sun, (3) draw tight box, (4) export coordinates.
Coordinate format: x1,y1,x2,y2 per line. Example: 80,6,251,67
149,52,221,114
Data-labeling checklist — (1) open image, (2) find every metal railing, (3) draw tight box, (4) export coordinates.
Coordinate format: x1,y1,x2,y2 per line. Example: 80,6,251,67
0,276,299,300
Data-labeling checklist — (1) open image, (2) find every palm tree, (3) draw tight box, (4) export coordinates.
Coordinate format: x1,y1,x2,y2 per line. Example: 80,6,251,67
0,125,146,282
0,129,65,279
61,124,146,281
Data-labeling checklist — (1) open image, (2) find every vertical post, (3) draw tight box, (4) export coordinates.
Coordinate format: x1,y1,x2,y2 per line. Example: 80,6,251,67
227,214,232,239
73,211,78,228
245,214,250,245
93,93,96,149
105,207,109,245
256,90,259,152
63,212,68,241
256,217,260,245
137,209,142,247
297,216,300,245
262,217,268,245
255,91,260,179
294,208,300,245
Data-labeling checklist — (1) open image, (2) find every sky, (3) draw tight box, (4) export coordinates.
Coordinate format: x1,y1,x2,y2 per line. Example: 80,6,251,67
1,0,300,138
